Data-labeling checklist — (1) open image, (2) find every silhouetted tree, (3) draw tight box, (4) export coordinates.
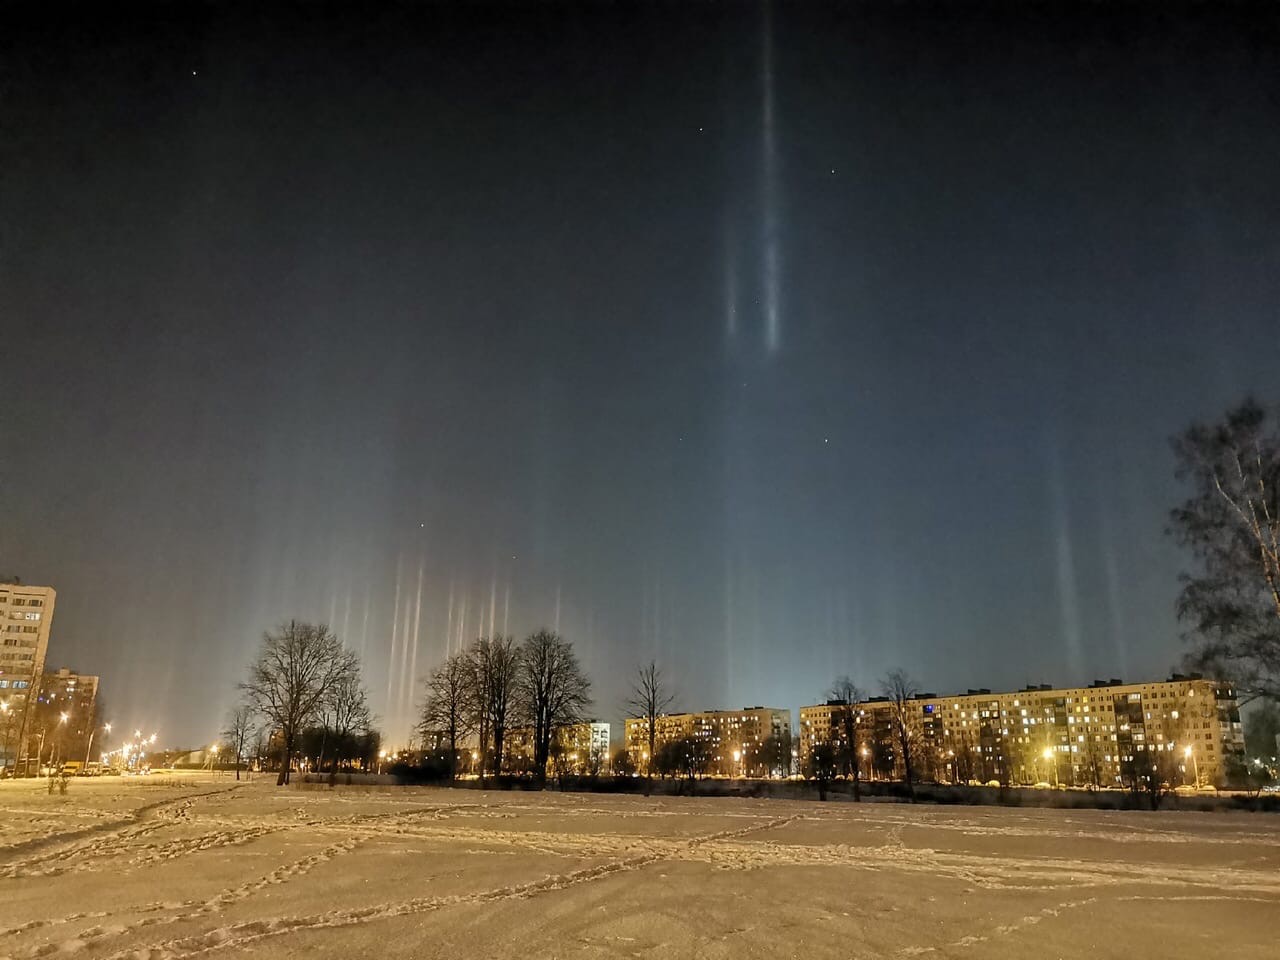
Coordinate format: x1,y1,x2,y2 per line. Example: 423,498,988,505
754,730,793,778
828,676,865,800
240,621,350,785
518,630,592,786
806,742,839,801
882,669,921,798
611,747,637,777
625,660,675,796
418,652,472,780
1121,747,1178,810
324,659,372,782
221,704,256,781
1170,398,1280,701
465,635,519,784
1244,699,1280,759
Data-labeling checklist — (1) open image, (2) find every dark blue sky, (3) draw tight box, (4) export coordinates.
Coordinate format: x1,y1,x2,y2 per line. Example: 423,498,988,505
4,2,1279,746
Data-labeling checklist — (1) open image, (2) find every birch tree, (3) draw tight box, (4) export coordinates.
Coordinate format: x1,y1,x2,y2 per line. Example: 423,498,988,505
1171,398,1280,701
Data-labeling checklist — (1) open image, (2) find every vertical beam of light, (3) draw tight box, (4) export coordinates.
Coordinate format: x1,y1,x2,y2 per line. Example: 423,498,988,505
724,228,738,340
359,585,370,660
397,588,413,730
502,583,510,637
553,584,562,634
1097,486,1130,679
1049,445,1084,679
724,553,735,707
760,0,781,354
385,556,403,712
444,580,456,660
405,559,424,726
341,587,352,650
488,576,498,639
456,595,468,655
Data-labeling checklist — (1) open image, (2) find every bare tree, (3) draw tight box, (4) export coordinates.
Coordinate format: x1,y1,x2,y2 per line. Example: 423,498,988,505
419,651,472,781
625,660,675,797
1170,398,1280,701
828,675,865,801
240,621,349,785
806,742,839,801
518,630,592,786
324,656,371,783
882,669,921,798
221,704,256,782
465,635,520,784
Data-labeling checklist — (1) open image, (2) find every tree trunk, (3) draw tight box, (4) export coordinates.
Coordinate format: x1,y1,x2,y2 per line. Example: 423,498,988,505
644,728,655,797
278,742,292,786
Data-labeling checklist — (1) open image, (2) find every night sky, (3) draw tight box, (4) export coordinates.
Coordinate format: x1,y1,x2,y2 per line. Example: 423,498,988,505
4,2,1279,747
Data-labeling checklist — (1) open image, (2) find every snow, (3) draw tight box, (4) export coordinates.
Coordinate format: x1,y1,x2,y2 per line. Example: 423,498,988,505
0,774,1276,959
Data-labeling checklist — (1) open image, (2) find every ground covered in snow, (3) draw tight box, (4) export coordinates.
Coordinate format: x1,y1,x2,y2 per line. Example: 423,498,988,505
0,775,1276,959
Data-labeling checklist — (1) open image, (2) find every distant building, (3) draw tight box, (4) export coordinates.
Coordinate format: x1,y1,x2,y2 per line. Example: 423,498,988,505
624,706,792,778
0,581,56,772
504,721,611,776
36,667,102,764
799,675,1245,789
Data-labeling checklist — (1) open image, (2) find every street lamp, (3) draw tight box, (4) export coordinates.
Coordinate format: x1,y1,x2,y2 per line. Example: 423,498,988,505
1184,745,1200,787
84,721,111,768
732,748,741,779
1042,747,1059,787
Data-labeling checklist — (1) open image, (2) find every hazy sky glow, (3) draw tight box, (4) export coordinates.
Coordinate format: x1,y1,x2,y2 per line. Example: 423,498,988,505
4,3,1280,746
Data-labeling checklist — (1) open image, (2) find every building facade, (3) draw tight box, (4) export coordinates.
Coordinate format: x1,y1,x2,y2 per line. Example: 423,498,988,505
799,675,1244,788
625,706,793,778
34,667,102,767
0,582,56,772
503,721,611,775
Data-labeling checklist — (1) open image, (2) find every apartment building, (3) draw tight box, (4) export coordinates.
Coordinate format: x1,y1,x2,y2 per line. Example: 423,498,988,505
799,675,1244,788
0,582,56,772
503,721,611,775
35,667,102,765
624,706,792,777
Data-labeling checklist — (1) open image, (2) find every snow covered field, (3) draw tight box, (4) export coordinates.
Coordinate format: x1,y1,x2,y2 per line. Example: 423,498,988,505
0,775,1276,959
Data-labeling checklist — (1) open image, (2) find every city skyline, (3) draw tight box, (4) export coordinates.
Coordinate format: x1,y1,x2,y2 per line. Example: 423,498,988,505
6,3,1280,746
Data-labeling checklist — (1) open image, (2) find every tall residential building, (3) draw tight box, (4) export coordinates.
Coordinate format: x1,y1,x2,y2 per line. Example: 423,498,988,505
799,674,1245,789
502,721,611,775
35,667,102,765
624,706,792,778
0,581,56,772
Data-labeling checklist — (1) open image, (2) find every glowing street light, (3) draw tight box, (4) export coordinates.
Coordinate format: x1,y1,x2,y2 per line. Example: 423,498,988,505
1184,745,1200,787
1042,747,1059,787
84,721,112,768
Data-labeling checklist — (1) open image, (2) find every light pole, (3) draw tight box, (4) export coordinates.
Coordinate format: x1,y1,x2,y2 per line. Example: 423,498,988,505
1184,745,1200,787
732,748,741,780
1042,747,1058,787
84,722,111,768
0,701,11,777
50,713,69,771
